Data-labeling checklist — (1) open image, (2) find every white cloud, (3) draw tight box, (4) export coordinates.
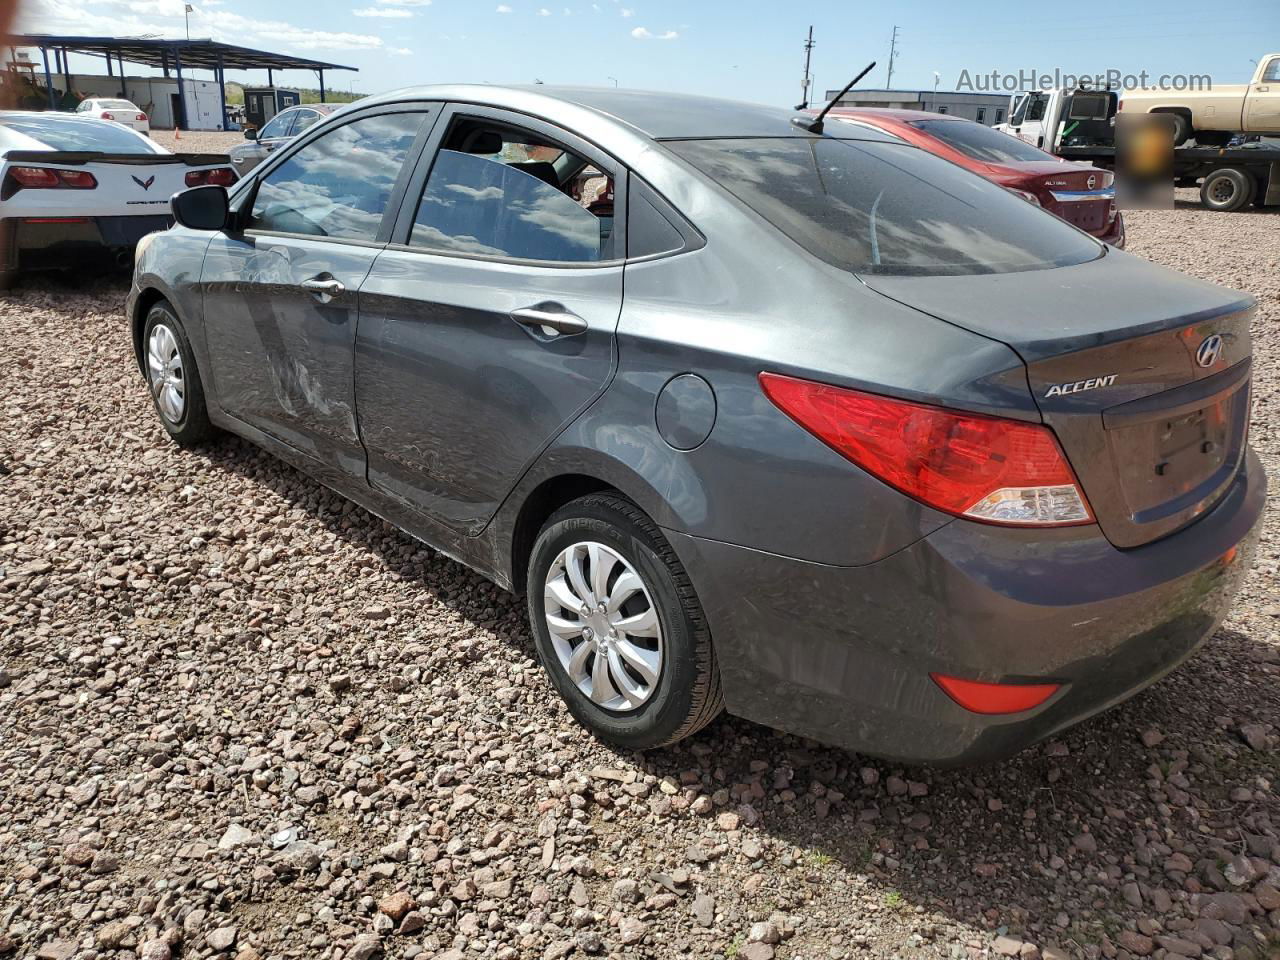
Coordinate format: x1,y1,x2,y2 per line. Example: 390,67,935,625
496,3,512,10
630,26,677,40
537,6,550,13
23,0,389,51
619,6,632,16
376,0,431,5
353,6,413,15
390,47,413,55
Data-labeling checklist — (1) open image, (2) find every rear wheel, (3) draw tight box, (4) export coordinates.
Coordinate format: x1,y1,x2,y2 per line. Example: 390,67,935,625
143,301,216,447
1200,168,1256,212
1167,113,1192,146
527,494,723,750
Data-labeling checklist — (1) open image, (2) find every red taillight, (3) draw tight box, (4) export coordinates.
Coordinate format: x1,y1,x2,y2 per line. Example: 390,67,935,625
57,170,98,188
4,166,98,198
100,111,113,120
11,166,60,188
185,167,237,187
759,372,1093,526
931,674,1060,714
137,113,148,122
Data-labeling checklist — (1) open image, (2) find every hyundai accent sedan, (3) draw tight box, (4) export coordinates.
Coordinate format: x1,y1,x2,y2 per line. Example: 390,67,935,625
127,86,1265,765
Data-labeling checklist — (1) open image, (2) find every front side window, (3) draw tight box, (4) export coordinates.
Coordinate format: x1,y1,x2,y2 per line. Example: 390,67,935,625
1264,58,1280,83
292,110,322,135
409,119,614,262
258,112,294,140
666,137,1102,276
249,112,422,240
1026,95,1048,122
910,118,1053,163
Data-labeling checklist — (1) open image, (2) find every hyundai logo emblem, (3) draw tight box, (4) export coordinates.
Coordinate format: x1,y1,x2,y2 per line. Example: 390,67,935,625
1086,174,1096,190
1196,334,1224,368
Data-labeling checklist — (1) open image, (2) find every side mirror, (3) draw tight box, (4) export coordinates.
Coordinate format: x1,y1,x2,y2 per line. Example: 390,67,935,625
171,185,230,231
243,128,258,140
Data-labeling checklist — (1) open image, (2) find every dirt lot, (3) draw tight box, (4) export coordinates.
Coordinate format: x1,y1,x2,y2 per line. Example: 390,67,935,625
0,192,1277,960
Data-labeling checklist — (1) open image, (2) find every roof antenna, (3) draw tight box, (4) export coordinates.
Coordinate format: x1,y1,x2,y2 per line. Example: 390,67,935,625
792,61,876,134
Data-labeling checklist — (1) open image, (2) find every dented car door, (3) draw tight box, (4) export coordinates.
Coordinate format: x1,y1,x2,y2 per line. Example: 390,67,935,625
200,108,433,475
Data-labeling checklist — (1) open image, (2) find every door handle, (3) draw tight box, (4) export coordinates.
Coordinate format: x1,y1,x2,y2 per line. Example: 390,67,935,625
510,305,589,336
300,276,346,302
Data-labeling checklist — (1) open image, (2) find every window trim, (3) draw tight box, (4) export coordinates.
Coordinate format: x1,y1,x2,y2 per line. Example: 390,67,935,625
234,104,441,246
384,102,629,269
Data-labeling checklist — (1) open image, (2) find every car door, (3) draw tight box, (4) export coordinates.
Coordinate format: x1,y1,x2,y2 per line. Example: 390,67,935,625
355,105,624,534
200,106,436,479
1245,56,1280,132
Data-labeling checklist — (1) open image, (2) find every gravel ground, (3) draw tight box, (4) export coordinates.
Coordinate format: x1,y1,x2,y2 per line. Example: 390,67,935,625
0,196,1277,960
151,130,244,156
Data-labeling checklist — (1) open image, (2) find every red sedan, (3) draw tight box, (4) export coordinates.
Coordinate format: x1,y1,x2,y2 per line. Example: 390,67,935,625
825,108,1125,247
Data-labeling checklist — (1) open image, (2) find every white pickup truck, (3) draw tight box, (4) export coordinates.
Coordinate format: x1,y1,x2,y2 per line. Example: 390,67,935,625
1119,55,1280,145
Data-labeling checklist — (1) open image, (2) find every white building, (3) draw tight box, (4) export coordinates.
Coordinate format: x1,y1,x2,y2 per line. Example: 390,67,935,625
824,89,1011,126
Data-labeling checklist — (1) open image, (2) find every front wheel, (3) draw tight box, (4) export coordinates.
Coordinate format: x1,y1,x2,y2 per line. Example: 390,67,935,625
142,301,216,447
527,494,723,750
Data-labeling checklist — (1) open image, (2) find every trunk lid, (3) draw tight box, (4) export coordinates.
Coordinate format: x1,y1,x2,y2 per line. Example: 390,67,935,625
3,150,231,218
862,249,1255,547
990,160,1117,236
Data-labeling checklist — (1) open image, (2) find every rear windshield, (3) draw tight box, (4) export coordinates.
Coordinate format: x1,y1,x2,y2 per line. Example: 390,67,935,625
0,116,154,153
665,137,1102,276
908,118,1052,164
98,100,137,110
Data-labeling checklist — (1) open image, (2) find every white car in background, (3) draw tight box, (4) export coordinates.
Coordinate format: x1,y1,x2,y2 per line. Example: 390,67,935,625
75,97,151,135
0,111,236,288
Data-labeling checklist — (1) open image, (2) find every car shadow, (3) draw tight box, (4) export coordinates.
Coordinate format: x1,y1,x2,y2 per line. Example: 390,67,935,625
188,433,1278,954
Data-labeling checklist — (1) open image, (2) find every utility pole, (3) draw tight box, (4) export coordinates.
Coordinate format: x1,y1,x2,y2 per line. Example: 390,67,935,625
799,25,815,108
184,4,194,40
886,25,899,87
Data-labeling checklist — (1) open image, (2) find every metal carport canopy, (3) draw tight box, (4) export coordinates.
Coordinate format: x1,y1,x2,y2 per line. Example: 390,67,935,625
9,34,357,73
11,34,357,126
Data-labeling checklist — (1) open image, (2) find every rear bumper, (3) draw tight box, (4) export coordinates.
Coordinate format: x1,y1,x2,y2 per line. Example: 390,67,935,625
668,447,1265,766
0,215,171,271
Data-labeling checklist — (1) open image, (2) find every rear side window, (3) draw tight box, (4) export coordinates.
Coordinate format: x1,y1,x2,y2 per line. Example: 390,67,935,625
0,116,154,153
249,112,422,241
411,150,606,261
909,118,1052,164
666,138,1102,276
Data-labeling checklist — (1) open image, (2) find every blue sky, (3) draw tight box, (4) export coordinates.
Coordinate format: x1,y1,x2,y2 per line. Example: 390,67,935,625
23,0,1280,104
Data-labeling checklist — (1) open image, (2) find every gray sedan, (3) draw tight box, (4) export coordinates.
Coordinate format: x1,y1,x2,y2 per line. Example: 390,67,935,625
228,103,342,174
128,85,1265,764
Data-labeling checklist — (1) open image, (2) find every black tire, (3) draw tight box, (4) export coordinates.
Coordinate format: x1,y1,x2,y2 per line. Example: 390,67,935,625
1200,168,1256,212
527,494,723,750
142,301,216,447
1167,113,1192,147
